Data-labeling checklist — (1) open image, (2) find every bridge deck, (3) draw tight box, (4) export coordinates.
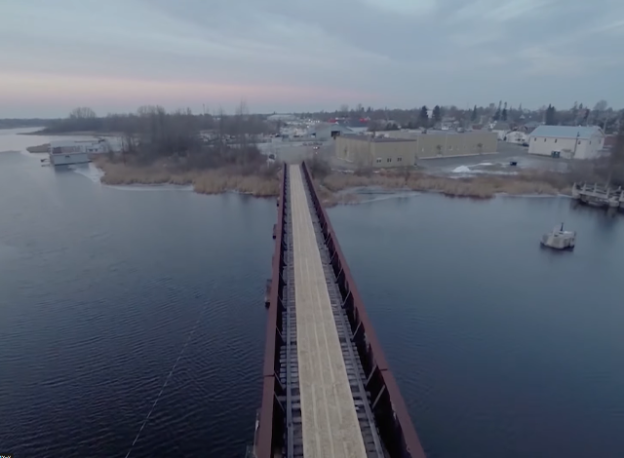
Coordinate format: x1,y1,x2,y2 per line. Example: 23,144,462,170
290,164,368,458
254,162,424,458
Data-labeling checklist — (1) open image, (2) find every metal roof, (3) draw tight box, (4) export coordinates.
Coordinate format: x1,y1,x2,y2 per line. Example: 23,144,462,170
340,134,416,143
530,125,602,140
310,123,353,134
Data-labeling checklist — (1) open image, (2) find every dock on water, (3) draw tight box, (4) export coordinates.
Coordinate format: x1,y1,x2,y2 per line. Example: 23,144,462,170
572,183,624,209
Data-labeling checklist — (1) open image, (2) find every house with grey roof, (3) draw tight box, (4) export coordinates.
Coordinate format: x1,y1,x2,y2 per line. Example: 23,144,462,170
528,125,604,159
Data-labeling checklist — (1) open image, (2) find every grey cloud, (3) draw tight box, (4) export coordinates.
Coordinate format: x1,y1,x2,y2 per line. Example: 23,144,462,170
0,0,622,115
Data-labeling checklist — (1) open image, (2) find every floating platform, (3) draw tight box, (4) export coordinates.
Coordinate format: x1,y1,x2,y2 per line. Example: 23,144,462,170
572,183,624,209
541,224,576,250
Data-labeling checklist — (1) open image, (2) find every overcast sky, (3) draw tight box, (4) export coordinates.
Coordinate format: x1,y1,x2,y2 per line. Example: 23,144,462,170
1,0,622,117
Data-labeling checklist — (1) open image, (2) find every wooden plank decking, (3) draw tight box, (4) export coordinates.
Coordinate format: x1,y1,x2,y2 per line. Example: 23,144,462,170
289,164,367,458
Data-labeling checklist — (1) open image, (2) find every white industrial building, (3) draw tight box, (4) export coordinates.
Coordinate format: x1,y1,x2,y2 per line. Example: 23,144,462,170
528,126,604,159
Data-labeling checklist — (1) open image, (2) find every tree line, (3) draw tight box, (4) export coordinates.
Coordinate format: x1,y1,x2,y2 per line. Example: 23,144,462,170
39,106,274,138
312,100,623,134
44,105,278,171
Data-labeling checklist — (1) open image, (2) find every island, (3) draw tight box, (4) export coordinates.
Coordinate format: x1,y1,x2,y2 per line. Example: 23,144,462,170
27,105,624,206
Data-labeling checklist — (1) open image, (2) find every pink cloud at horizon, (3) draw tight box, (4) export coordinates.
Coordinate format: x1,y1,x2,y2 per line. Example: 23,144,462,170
0,71,378,116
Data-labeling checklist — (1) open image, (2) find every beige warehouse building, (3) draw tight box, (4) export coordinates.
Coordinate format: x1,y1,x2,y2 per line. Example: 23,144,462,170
336,131,498,167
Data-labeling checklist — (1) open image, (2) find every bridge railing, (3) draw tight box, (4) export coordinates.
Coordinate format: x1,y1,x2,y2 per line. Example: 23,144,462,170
300,161,426,458
255,165,287,458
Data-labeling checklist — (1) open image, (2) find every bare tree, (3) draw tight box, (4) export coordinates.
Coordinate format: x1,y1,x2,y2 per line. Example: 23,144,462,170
234,100,249,150
593,100,609,112
69,107,97,119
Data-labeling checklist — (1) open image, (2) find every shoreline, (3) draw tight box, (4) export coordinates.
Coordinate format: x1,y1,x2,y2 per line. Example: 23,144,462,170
91,157,571,206
21,130,122,137
314,168,571,207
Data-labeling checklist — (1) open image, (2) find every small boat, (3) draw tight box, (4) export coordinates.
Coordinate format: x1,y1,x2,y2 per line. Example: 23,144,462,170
540,223,575,250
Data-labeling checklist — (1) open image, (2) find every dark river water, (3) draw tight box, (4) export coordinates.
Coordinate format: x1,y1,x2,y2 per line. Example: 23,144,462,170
1,129,624,458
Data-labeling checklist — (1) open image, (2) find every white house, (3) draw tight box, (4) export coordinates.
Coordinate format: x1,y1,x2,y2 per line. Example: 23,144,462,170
505,131,528,145
528,125,604,159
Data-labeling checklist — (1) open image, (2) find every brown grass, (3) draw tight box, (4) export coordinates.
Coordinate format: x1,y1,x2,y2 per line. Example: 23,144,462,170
93,156,571,206
318,169,570,200
93,156,279,197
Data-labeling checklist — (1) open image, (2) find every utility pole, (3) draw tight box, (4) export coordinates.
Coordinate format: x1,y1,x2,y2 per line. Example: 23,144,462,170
572,131,579,158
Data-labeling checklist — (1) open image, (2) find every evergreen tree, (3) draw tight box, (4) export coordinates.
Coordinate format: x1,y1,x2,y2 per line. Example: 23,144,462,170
471,105,478,122
432,105,442,123
502,108,508,122
545,105,557,125
419,106,429,126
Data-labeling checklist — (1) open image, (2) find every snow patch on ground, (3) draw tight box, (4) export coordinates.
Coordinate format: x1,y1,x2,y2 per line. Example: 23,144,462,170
450,163,518,176
452,165,472,173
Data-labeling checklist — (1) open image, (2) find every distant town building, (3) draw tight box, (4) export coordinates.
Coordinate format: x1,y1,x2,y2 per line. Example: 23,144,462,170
309,122,352,141
523,121,541,133
528,126,604,159
267,113,297,122
490,121,511,140
335,131,498,167
505,131,528,145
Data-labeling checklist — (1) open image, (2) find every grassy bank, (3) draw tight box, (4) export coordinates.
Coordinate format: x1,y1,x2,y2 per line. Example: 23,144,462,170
92,155,571,205
310,167,571,206
93,156,279,197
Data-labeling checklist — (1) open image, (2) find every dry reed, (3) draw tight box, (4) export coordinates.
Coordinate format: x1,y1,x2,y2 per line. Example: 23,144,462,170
93,156,279,196
319,169,570,200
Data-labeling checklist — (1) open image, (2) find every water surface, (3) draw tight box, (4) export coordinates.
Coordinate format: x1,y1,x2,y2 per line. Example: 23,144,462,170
332,194,624,458
1,129,623,457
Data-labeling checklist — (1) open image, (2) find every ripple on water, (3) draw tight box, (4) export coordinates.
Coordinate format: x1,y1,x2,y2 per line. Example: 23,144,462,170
0,151,272,458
